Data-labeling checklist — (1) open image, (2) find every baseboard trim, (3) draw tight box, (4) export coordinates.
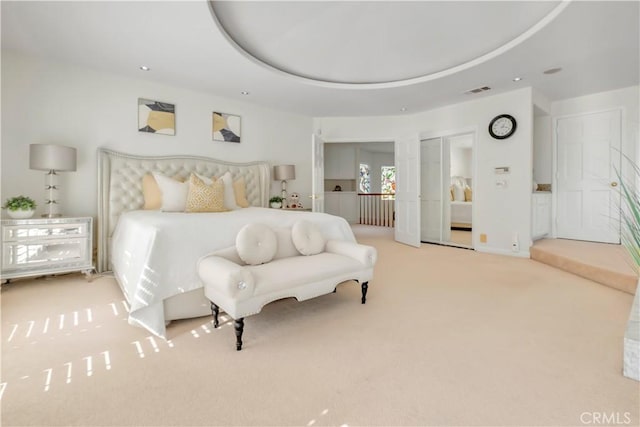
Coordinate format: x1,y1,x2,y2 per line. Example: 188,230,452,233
475,246,531,258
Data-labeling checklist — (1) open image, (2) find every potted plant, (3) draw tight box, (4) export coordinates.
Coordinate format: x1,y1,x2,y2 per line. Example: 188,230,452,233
3,195,37,219
269,196,284,209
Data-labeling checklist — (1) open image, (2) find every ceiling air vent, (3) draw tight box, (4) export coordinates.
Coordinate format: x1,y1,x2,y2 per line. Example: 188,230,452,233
464,86,491,95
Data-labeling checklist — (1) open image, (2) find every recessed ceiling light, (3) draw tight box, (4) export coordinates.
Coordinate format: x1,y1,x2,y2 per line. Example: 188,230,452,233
400,107,407,112
512,77,522,82
543,67,562,74
139,65,150,71
240,91,250,95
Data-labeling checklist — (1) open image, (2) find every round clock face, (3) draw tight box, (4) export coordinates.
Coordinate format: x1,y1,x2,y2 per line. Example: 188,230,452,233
489,114,517,139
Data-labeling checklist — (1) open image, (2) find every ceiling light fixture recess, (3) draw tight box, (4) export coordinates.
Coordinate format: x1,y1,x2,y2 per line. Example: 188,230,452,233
139,65,150,71
512,77,522,81
543,67,562,74
400,107,407,112
240,91,250,95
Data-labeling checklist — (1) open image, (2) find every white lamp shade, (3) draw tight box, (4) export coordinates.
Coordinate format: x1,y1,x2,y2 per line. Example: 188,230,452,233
29,144,77,171
273,164,295,181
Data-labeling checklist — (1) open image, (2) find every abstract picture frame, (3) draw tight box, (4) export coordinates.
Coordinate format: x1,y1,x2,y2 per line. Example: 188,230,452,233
138,98,176,136
212,111,241,143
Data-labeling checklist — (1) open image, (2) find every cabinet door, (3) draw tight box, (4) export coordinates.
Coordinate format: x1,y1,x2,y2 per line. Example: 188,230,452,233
325,145,356,179
532,194,551,239
338,147,356,179
341,193,359,223
324,193,340,216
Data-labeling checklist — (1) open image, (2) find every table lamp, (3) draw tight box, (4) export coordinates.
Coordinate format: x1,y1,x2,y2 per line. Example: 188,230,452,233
273,164,295,206
29,144,77,217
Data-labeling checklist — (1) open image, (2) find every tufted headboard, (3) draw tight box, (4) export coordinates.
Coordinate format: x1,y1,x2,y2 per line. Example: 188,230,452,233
96,148,270,272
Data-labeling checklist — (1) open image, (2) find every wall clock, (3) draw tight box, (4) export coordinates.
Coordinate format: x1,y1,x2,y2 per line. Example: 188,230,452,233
488,114,517,139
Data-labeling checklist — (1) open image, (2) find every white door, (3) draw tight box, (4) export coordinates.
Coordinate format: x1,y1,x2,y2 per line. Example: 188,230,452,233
311,134,325,212
556,110,621,243
395,134,420,247
420,138,443,242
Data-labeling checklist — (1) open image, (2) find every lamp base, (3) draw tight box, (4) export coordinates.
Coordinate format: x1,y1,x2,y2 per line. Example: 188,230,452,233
41,213,62,218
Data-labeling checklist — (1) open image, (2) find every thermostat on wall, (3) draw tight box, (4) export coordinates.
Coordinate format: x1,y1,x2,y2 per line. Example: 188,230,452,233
494,166,510,174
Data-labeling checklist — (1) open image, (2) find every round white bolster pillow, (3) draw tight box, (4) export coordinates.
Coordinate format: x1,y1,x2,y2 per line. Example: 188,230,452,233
236,223,277,265
291,220,326,255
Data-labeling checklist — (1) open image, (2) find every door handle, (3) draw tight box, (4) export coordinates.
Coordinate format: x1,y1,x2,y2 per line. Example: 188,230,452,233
611,182,618,187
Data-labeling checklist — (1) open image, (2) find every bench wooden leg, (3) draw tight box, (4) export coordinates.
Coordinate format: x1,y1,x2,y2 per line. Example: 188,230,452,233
361,282,368,304
210,302,220,328
234,318,245,351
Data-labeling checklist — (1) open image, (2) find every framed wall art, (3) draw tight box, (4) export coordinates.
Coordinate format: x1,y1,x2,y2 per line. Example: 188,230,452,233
212,111,241,143
138,98,175,135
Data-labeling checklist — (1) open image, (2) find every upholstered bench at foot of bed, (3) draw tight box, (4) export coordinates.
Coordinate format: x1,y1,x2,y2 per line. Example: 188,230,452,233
198,221,377,350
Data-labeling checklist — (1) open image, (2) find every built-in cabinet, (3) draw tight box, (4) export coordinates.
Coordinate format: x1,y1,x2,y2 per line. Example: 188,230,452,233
325,191,358,223
531,192,552,240
324,145,356,179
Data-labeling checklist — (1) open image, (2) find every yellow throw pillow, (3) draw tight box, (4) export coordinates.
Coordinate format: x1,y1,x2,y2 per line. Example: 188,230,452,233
142,173,162,210
449,186,454,202
464,187,473,202
185,174,226,213
233,178,250,208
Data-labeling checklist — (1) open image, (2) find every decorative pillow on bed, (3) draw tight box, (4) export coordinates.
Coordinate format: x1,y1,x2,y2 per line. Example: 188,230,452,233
233,178,250,208
236,223,277,265
291,220,325,256
453,184,465,201
220,171,241,210
142,173,163,210
152,172,190,212
185,174,226,213
464,186,473,202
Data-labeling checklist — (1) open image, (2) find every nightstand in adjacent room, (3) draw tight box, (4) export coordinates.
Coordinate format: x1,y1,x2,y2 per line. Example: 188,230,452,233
1,216,94,282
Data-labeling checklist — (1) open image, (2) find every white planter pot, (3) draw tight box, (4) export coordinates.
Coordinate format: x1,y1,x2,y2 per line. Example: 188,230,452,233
7,209,35,219
270,202,282,209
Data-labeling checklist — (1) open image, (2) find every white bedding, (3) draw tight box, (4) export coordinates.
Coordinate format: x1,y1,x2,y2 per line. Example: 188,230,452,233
111,207,355,337
451,201,472,226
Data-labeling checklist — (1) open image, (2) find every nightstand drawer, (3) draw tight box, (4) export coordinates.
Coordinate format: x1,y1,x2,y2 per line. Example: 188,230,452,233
3,237,90,271
3,222,88,242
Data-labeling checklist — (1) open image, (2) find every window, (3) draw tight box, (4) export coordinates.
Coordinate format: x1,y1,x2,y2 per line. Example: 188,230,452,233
381,166,396,197
359,163,371,193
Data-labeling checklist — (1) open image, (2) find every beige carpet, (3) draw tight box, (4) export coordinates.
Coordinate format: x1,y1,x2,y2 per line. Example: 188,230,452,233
1,226,638,426
531,238,638,295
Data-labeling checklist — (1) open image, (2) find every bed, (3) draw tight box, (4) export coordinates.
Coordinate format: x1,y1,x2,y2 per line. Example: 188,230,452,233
97,149,355,338
450,201,472,229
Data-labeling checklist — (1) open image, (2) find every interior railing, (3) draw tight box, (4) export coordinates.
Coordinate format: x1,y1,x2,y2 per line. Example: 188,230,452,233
358,193,395,227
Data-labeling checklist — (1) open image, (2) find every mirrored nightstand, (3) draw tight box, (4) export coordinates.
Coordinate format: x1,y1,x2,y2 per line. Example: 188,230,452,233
1,216,94,281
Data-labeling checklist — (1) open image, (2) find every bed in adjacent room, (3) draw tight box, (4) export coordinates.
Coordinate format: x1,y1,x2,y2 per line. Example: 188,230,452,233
97,148,355,338
450,176,472,230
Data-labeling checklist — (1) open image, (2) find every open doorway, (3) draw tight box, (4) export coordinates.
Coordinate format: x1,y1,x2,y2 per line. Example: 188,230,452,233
322,141,395,227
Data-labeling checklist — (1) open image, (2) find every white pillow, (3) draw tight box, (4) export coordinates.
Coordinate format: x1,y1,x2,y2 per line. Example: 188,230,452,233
220,172,240,210
291,220,325,256
152,172,189,212
194,172,213,185
236,223,277,265
453,184,465,201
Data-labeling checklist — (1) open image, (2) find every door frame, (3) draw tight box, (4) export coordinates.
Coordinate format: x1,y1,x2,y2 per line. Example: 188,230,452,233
419,126,478,249
551,107,624,241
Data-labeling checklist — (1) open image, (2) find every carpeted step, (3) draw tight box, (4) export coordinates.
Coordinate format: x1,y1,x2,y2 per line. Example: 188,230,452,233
531,238,638,295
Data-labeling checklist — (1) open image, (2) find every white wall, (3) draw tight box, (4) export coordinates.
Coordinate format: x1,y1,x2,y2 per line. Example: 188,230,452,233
1,51,313,218
315,87,534,257
533,115,552,184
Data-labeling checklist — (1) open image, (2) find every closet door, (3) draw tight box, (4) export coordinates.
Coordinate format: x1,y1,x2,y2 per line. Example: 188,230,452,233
421,138,443,242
